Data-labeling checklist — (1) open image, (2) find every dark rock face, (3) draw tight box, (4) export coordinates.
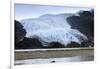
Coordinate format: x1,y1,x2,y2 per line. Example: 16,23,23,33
44,42,65,48
15,37,44,49
67,9,94,47
15,20,26,44
81,40,89,47
67,40,89,48
67,42,81,48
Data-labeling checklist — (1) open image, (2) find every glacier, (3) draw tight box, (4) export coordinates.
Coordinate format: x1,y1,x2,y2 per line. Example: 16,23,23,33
20,13,88,47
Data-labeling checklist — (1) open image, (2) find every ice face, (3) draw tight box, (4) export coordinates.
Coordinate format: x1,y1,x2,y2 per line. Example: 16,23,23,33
20,13,87,47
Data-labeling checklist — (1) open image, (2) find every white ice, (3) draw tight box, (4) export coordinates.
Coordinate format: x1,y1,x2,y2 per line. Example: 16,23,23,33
20,13,87,47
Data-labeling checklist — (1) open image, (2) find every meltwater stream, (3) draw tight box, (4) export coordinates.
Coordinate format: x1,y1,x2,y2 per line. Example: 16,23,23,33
20,13,87,47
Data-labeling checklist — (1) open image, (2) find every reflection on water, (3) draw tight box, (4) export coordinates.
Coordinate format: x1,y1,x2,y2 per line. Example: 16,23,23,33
15,55,94,65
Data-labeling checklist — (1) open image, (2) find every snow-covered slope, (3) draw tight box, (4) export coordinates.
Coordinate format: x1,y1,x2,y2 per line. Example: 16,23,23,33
20,13,87,47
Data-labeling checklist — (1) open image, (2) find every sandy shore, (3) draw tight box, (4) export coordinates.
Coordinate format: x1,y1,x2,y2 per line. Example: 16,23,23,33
15,48,94,60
